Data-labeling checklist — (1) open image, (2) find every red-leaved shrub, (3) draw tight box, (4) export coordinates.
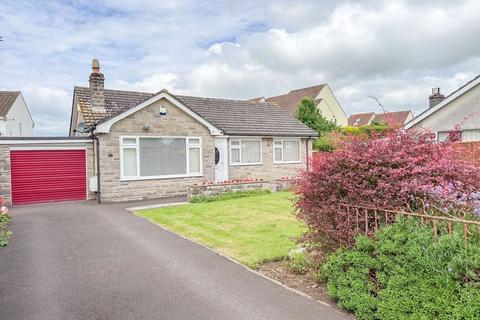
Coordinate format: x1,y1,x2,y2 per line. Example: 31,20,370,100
295,129,480,250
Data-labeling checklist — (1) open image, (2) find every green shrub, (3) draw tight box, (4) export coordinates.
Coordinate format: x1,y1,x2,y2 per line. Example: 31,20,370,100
285,250,312,274
320,217,480,320
0,214,12,247
189,189,271,203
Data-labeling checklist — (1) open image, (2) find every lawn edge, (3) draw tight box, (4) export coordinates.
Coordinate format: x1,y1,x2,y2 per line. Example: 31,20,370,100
131,209,347,312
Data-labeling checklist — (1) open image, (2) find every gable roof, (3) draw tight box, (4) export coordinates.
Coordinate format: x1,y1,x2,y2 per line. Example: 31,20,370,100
405,75,480,129
74,87,318,137
0,91,20,117
75,86,153,127
262,84,325,115
373,111,412,126
348,110,412,127
348,112,375,126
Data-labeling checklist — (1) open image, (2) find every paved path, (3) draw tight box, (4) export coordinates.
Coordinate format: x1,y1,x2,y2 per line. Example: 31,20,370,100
0,200,351,320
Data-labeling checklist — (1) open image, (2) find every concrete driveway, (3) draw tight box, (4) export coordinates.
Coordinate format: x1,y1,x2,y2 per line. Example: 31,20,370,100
0,199,351,320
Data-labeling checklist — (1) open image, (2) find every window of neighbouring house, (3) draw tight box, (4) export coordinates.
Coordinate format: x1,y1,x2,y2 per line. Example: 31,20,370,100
229,139,261,165
120,136,202,180
273,139,300,163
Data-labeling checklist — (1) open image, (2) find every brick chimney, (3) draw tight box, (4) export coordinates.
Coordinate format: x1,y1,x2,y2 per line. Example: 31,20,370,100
89,59,106,112
428,87,445,108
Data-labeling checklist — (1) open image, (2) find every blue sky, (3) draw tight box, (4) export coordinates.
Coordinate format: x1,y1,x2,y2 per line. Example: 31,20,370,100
1,0,480,135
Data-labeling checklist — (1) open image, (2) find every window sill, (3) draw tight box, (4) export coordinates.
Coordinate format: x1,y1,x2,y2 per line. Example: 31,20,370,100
273,161,303,165
120,173,203,182
229,162,263,167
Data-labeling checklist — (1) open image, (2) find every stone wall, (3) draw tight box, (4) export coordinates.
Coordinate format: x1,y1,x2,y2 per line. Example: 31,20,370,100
0,145,11,204
228,138,311,181
187,179,296,199
98,98,215,202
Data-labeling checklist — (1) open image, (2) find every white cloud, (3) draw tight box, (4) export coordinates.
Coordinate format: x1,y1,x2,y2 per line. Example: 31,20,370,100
21,86,71,136
1,0,480,135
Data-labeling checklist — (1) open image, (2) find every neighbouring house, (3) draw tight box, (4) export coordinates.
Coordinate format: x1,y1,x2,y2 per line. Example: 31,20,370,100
348,110,413,127
347,112,375,126
64,59,318,203
406,76,480,142
250,84,348,126
0,91,34,136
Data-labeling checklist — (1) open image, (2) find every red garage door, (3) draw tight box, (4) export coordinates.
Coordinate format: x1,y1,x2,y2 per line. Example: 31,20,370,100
10,150,87,205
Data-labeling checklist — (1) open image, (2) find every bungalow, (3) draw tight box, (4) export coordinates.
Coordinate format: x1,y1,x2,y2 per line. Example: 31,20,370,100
405,76,480,142
66,60,318,203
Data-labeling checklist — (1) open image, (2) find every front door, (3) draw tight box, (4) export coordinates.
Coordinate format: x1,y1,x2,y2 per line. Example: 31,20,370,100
214,138,228,182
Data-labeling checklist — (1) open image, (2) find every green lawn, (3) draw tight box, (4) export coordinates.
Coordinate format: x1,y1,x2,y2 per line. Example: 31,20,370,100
136,192,304,268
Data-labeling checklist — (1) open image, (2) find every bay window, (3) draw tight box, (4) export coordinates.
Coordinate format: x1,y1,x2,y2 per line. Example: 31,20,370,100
230,139,261,165
120,136,202,180
273,139,300,163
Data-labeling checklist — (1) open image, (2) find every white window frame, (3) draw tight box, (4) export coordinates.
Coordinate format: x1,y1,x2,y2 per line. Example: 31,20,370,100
229,138,262,166
119,136,203,181
273,138,302,164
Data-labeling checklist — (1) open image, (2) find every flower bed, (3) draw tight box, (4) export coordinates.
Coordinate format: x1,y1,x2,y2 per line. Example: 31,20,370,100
188,177,297,199
0,196,11,247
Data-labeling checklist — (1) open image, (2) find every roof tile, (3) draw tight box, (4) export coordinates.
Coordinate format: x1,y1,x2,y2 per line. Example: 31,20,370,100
0,91,20,117
263,84,325,116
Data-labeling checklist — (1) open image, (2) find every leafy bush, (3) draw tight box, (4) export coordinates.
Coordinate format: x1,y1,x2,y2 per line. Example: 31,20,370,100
321,217,480,320
314,124,392,152
285,249,312,274
189,189,271,203
0,214,12,247
296,129,480,249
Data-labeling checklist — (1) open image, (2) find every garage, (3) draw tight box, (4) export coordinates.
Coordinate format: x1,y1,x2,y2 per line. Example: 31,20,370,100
10,149,88,205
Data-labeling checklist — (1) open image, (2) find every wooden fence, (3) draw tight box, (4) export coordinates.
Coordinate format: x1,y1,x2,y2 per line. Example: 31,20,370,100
455,141,480,165
339,203,480,245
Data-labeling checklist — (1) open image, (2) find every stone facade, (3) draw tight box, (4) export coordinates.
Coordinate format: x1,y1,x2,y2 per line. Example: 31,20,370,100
228,138,311,181
97,98,215,202
97,103,311,202
0,141,95,205
0,145,11,204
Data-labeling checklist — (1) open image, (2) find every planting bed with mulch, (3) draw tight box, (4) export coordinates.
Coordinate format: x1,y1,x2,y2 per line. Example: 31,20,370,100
257,260,333,305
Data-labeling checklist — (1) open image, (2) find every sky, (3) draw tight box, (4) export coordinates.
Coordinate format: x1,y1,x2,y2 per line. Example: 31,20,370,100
1,0,480,136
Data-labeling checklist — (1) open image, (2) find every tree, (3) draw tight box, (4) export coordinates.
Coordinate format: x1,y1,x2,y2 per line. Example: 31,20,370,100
296,97,337,136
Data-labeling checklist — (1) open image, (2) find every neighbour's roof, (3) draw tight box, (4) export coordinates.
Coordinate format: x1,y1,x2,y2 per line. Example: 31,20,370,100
260,84,325,116
75,87,318,137
348,112,375,126
0,91,20,117
374,111,412,126
405,74,480,129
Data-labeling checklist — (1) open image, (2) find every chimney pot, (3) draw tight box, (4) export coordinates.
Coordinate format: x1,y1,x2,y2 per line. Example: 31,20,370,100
92,59,100,73
89,59,105,112
428,87,445,108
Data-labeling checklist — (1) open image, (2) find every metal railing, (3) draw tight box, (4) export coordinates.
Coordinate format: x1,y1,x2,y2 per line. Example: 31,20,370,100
339,203,480,245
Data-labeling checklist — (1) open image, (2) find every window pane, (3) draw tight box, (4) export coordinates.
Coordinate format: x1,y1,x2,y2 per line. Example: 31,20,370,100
274,147,282,162
122,138,137,145
241,140,261,163
189,147,201,173
283,141,299,161
188,138,200,145
123,148,137,177
231,148,240,163
139,138,186,176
